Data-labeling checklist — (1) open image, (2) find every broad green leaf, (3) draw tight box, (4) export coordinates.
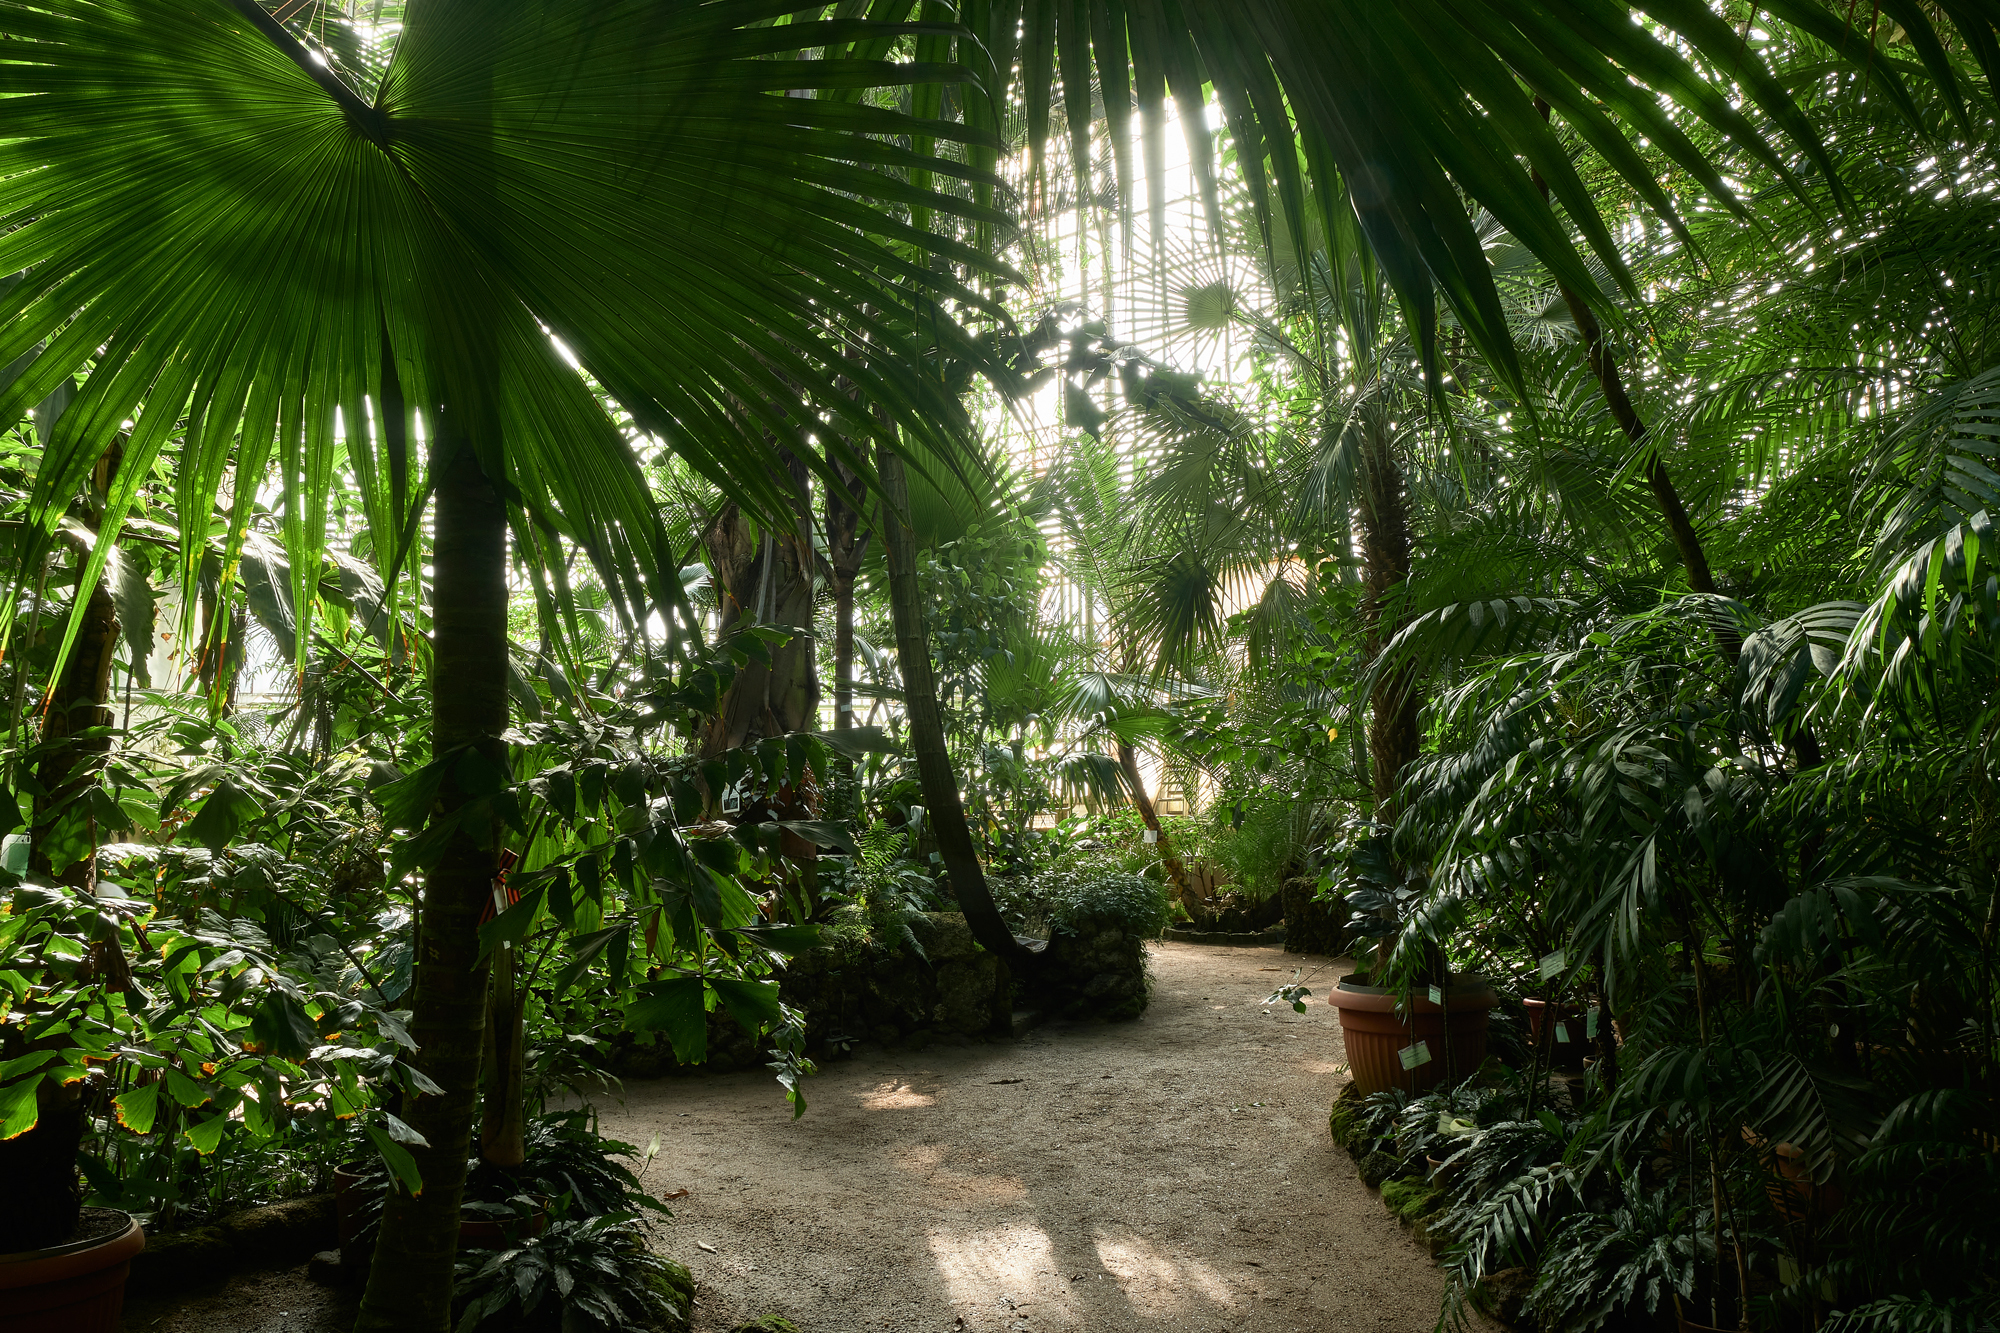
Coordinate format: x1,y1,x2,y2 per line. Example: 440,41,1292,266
625,977,708,1066
113,1082,160,1135
710,977,783,1035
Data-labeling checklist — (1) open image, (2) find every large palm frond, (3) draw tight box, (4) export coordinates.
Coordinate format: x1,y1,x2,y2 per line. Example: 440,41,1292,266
953,0,1998,387
0,0,1008,667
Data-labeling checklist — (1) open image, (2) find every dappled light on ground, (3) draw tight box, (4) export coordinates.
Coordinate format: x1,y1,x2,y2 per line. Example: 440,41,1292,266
1093,1231,1237,1315
862,1080,939,1110
598,944,1486,1332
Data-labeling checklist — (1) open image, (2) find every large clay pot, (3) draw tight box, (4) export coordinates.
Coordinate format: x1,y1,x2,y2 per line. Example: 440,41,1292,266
1522,998,1589,1071
0,1211,144,1333
1329,975,1497,1095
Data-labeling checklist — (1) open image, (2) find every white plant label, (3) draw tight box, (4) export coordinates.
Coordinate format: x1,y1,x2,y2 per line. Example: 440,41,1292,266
1398,1041,1433,1070
1586,1006,1601,1038
1555,1024,1572,1043
1143,829,1158,844
1427,985,1444,1006
1539,950,1565,980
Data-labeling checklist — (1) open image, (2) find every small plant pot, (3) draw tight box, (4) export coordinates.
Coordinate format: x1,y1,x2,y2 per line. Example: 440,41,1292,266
0,1211,145,1333
457,1199,550,1251
1425,1154,1463,1187
1522,999,1589,1071
1739,1129,1844,1222
1328,975,1497,1095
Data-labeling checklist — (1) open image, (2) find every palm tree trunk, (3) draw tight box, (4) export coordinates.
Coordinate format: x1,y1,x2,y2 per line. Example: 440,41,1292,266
1357,420,1421,817
28,552,118,888
827,458,869,735
877,445,1033,970
1114,738,1194,906
357,441,509,1333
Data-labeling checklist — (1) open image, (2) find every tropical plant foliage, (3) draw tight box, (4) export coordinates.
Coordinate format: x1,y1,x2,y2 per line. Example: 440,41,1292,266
3,1,1998,1330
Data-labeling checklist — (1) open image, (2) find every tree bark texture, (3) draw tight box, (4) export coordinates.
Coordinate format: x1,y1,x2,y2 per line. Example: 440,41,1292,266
1356,419,1421,818
699,455,820,758
826,456,870,734
357,442,509,1333
29,554,118,887
877,446,1035,971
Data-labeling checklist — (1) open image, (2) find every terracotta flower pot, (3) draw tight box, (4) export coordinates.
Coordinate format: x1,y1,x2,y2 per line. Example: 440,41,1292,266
1522,998,1589,1071
0,1211,144,1333
1329,975,1497,1095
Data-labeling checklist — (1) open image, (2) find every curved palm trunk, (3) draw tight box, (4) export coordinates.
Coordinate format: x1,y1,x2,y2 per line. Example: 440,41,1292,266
1114,739,1194,907
877,446,1034,972
357,442,509,1333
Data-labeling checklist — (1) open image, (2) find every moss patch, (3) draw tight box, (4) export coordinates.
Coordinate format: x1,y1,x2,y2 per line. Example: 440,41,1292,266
729,1319,801,1333
646,1258,696,1331
1381,1177,1446,1223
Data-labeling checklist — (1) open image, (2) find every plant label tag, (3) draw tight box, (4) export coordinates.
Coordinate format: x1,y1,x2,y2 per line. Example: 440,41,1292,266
1555,1025,1571,1043
1586,1006,1601,1038
1427,985,1444,1006
1539,950,1564,981
1398,1041,1432,1070
1143,829,1158,844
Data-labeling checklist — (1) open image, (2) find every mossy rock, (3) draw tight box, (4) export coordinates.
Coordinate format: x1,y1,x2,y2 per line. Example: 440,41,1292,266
1380,1177,1445,1223
646,1259,696,1331
1358,1150,1405,1189
1328,1099,1369,1155
729,1319,801,1333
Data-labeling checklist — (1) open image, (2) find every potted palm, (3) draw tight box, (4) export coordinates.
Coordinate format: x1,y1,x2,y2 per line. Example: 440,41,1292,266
1326,828,1495,1095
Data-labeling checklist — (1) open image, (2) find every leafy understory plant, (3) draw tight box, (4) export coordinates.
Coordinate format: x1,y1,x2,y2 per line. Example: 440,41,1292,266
454,1214,689,1333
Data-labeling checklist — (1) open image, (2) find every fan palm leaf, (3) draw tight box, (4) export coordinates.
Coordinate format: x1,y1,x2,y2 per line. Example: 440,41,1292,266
0,0,1009,668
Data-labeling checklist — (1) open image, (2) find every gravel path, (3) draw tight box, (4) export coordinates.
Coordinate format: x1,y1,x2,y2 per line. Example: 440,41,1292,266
119,942,1477,1333
598,942,1471,1333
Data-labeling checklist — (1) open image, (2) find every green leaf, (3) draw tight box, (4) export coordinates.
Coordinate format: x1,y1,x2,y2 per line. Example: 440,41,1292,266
0,1073,44,1140
164,1067,210,1108
710,977,783,1035
250,992,319,1061
625,977,708,1066
551,926,626,996
113,1083,160,1135
775,820,859,857
365,1123,424,1197
732,923,822,955
376,758,449,832
184,1113,228,1155
476,882,547,961
181,779,262,854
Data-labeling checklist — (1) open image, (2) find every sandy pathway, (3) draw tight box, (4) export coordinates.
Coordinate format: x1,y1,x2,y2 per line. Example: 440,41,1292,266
599,943,1465,1333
